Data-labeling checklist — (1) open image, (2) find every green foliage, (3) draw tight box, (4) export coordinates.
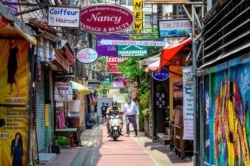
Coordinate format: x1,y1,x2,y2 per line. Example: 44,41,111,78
53,136,68,145
137,81,150,108
117,57,145,81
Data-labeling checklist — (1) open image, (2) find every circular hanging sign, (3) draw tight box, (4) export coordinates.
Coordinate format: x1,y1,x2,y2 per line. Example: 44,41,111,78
80,4,135,33
152,69,169,81
76,48,98,63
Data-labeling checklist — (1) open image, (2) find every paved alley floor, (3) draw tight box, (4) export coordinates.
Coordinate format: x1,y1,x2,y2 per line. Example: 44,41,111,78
36,123,193,166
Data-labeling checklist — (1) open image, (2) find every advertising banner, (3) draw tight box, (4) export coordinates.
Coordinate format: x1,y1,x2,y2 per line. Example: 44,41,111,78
182,66,194,140
96,34,128,56
0,39,30,166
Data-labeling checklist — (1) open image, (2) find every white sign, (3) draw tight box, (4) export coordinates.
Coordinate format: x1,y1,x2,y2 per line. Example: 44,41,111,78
100,39,165,47
112,94,129,103
48,6,80,28
76,48,98,63
182,66,194,140
54,82,73,101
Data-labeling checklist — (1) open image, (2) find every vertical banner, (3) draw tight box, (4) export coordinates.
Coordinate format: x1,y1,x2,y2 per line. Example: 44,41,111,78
132,0,143,31
0,40,30,166
182,66,194,140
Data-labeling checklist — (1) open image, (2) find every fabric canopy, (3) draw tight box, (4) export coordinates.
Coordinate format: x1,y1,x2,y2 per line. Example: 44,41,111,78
70,81,90,94
145,37,192,73
160,37,192,68
145,60,160,73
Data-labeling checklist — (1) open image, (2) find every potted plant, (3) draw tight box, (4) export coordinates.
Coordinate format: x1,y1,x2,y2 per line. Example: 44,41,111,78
51,136,68,154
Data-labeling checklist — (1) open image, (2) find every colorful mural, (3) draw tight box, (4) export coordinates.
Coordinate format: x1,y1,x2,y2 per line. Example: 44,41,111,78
0,40,30,166
210,64,250,166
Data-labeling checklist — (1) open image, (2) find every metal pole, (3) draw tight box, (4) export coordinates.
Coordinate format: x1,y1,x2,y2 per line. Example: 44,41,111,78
192,35,199,166
192,4,199,165
28,45,35,166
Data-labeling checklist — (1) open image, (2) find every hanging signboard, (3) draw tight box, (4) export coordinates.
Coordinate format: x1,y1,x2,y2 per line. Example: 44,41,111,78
96,34,129,56
76,48,98,63
117,45,148,57
48,6,80,27
107,57,128,73
80,4,135,33
100,39,165,47
152,68,169,81
54,82,73,101
158,19,192,38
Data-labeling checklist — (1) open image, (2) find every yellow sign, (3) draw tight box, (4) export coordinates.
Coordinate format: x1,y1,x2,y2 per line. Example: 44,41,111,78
0,40,30,166
133,21,143,30
133,0,143,10
133,11,143,20
132,34,144,39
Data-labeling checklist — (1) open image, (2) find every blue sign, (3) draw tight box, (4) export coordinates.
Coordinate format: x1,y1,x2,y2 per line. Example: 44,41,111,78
152,69,169,81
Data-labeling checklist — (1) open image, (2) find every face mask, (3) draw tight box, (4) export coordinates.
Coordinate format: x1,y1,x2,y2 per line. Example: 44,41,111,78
127,100,131,104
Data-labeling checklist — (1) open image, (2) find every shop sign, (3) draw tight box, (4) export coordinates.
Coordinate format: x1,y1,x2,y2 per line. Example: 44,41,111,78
76,48,98,63
107,57,128,73
80,4,135,33
152,68,169,81
118,45,147,57
158,19,192,38
48,6,80,27
96,34,128,56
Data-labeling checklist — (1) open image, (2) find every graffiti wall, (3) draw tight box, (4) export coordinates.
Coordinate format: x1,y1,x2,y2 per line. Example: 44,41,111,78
208,58,250,166
0,40,30,166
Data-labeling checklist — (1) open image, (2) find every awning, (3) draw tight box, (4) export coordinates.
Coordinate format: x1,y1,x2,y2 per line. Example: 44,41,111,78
0,2,37,45
145,37,192,73
137,54,160,68
57,39,76,68
36,37,55,62
64,46,76,67
145,60,160,72
70,81,90,94
160,37,192,68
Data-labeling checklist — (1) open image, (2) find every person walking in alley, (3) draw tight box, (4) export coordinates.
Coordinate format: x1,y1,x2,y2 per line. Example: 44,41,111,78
101,102,107,123
123,96,139,137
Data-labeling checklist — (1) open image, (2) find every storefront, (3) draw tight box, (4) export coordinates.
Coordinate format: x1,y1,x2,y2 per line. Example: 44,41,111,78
145,37,192,157
0,2,37,165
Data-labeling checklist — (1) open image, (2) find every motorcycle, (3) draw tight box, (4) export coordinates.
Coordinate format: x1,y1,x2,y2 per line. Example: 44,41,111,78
108,114,122,141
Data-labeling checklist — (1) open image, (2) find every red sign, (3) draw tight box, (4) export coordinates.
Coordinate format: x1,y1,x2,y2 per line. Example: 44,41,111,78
107,57,128,73
80,4,135,33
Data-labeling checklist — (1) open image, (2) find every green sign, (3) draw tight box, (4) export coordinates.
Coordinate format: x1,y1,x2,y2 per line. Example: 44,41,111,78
118,45,148,57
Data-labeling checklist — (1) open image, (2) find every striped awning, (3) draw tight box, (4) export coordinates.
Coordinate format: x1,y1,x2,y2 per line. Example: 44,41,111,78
36,37,55,62
70,81,90,95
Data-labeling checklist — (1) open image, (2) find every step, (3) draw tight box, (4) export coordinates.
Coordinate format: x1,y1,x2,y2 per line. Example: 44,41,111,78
157,133,170,145
38,153,57,164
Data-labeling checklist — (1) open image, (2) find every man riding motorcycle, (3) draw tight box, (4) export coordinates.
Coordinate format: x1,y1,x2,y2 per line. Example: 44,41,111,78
106,101,123,137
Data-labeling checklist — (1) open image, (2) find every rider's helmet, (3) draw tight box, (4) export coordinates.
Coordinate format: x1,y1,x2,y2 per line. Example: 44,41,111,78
112,101,118,109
